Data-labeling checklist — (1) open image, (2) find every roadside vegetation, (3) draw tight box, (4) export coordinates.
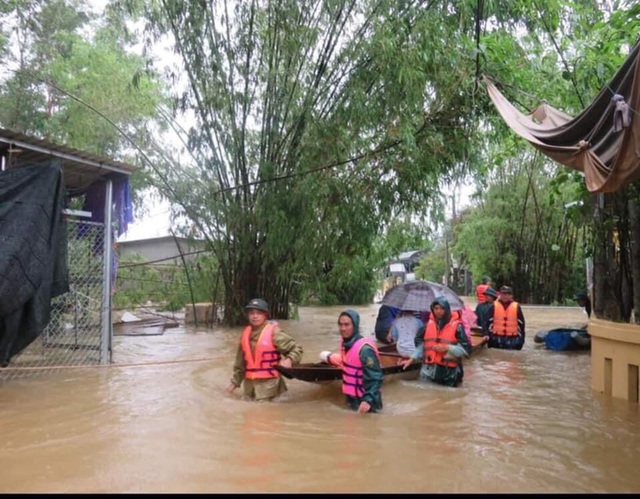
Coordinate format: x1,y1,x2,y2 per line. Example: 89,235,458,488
1,0,639,323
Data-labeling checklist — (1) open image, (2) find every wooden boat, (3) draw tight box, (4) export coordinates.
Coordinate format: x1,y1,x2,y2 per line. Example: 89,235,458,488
274,334,488,383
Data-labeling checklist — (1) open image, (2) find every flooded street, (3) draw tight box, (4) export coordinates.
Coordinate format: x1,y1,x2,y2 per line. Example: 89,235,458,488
1,303,638,493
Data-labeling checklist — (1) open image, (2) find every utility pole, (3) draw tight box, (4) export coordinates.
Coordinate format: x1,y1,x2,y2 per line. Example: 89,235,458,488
444,193,456,287
444,232,450,286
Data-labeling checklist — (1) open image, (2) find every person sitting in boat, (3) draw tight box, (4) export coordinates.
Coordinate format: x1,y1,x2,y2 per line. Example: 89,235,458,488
475,286,498,336
319,309,383,413
487,285,525,350
399,297,472,387
374,304,400,344
226,298,304,401
387,308,425,357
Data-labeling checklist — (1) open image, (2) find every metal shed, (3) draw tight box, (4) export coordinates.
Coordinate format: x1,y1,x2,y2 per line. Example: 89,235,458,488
0,127,136,379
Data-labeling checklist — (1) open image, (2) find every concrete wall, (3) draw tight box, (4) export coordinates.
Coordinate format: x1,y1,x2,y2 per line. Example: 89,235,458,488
118,236,206,265
590,318,640,403
184,302,223,325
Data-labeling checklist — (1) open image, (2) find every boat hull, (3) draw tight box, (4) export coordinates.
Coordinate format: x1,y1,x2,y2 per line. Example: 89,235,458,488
274,334,487,383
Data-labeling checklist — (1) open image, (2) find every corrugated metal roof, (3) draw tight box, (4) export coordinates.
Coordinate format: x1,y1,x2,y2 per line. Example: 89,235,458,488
0,127,137,192
395,249,427,262
397,250,421,260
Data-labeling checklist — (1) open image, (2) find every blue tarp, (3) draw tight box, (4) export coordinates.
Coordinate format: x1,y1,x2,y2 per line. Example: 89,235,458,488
536,328,591,351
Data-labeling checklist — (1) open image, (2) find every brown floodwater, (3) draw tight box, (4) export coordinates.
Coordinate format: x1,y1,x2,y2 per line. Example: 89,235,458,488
1,303,638,493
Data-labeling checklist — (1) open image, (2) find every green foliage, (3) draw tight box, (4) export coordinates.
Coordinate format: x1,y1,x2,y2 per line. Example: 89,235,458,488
114,253,219,311
133,0,482,323
4,0,635,320
414,245,447,284
45,34,164,156
466,0,640,313
308,252,378,306
114,253,162,309
379,218,434,262
0,0,167,174
452,153,587,303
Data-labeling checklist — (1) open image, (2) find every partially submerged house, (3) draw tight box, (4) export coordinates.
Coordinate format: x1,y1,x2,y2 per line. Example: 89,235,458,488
116,234,209,310
379,250,428,296
0,127,135,379
387,250,427,280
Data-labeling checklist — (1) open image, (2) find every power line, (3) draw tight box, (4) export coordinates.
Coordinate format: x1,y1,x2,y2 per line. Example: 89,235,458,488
3,65,426,200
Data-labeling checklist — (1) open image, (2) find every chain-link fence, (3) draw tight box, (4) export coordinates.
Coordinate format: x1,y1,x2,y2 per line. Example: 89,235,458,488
0,219,108,380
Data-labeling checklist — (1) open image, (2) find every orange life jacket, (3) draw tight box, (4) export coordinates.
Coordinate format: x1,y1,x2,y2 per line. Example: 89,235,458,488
476,284,489,303
423,318,460,368
241,322,280,379
492,301,519,337
341,338,379,398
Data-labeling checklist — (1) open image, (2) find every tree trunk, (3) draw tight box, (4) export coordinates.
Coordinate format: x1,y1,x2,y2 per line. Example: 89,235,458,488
593,193,607,319
628,196,640,323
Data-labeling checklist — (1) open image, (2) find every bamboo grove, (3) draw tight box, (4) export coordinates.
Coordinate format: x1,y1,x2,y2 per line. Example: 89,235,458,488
2,1,640,323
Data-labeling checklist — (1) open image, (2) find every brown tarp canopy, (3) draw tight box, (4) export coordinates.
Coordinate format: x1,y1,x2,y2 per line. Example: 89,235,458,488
484,39,640,193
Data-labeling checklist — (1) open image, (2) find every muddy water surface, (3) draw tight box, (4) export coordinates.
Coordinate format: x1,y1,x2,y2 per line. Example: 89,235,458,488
1,303,638,493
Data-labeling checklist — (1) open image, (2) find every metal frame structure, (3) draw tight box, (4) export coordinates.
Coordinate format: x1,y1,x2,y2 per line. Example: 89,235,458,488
0,128,135,379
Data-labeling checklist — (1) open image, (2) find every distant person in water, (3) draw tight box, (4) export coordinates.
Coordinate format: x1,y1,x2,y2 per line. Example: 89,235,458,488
574,292,592,318
320,309,383,413
475,276,492,304
487,286,525,350
226,298,304,401
475,287,498,337
400,297,472,387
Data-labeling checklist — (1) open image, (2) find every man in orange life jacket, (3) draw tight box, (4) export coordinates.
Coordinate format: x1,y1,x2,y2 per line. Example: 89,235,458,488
226,298,304,401
476,276,492,304
319,310,383,413
487,286,525,350
399,296,472,387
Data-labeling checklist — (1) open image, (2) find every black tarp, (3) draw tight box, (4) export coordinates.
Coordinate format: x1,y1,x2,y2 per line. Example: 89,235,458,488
0,162,69,366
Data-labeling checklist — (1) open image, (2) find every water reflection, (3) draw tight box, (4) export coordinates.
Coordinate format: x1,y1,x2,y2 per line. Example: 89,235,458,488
0,304,638,492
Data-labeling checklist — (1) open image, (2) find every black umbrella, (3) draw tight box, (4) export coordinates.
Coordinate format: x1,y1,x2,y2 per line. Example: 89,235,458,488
381,280,465,312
